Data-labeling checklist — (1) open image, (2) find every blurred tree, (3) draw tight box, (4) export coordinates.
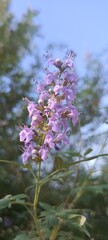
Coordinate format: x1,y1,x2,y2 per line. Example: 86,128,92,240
77,53,108,124
73,53,108,157
0,0,39,160
78,56,102,124
0,0,41,195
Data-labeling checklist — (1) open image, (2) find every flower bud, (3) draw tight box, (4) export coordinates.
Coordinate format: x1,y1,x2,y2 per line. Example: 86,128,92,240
54,58,63,68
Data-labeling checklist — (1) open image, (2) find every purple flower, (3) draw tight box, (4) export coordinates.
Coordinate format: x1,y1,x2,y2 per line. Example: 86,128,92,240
47,98,56,110
22,142,35,164
64,72,77,83
44,131,55,148
53,58,63,68
38,91,49,104
19,52,79,164
39,145,49,160
22,151,30,164
27,102,37,118
68,107,79,126
48,118,60,133
37,82,45,93
65,59,73,68
55,133,69,145
53,85,63,95
63,87,75,101
44,73,54,85
19,126,34,143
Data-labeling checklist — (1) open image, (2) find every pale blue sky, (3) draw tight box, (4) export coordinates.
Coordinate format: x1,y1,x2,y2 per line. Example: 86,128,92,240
10,0,108,73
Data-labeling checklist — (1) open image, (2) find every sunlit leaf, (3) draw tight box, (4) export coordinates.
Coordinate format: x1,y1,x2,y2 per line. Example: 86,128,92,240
78,215,86,226
56,210,86,226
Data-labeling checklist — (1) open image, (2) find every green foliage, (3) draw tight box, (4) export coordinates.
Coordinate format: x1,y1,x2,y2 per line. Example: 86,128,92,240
13,234,29,240
1,153,108,239
13,231,41,240
0,194,28,210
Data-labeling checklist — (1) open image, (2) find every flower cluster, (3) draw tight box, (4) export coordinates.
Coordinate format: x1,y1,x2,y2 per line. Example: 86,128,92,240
19,53,79,164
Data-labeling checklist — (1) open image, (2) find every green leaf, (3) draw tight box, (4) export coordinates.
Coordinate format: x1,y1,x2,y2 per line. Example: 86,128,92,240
10,193,29,200
0,195,11,209
55,209,86,226
25,184,35,193
46,215,58,228
74,237,84,240
13,234,29,240
75,215,86,226
22,163,32,170
69,215,86,226
0,194,29,209
62,151,82,157
71,237,86,240
57,231,73,240
54,156,64,170
13,232,40,240
81,225,91,238
40,169,74,187
39,201,52,211
52,170,74,181
84,148,93,156
40,209,55,218
87,184,108,193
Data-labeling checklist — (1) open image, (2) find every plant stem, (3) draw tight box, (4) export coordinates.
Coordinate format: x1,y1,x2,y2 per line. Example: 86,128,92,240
34,163,40,224
50,225,60,240
33,162,44,240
